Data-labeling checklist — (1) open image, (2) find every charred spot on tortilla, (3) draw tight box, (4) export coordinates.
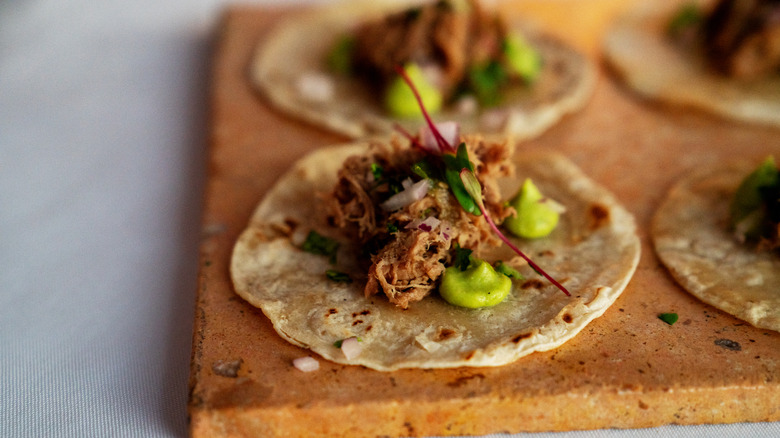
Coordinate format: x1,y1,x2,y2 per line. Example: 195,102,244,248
512,332,534,343
436,328,457,341
588,203,611,230
521,278,546,290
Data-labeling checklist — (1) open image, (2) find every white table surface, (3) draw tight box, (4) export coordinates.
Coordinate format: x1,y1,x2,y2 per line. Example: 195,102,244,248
1,0,777,436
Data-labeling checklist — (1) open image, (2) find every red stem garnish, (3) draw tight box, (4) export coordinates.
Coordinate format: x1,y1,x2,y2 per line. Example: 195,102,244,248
394,65,456,154
393,64,571,297
393,122,425,150
460,169,570,296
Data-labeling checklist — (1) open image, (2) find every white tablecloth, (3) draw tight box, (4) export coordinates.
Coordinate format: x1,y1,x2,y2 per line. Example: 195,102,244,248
1,0,777,436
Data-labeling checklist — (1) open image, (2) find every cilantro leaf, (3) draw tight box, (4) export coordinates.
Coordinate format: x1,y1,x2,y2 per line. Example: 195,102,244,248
302,230,340,264
658,313,679,325
370,162,384,182
495,261,523,279
326,269,352,283
452,246,474,271
442,143,480,215
468,60,508,106
411,158,440,181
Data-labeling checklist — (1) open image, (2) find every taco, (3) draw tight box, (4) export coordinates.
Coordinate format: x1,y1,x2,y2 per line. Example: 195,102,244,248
603,0,780,127
652,158,780,332
230,124,640,370
250,0,596,139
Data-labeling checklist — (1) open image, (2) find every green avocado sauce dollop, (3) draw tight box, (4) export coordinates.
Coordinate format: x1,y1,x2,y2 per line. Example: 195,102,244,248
440,260,512,309
504,178,561,239
503,33,542,83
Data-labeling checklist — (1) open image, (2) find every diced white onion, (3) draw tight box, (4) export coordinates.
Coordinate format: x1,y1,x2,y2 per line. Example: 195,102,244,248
296,72,334,102
340,337,362,360
292,356,320,372
380,179,431,211
440,223,452,241
480,109,508,130
418,63,444,90
419,121,460,153
405,216,441,232
455,95,479,115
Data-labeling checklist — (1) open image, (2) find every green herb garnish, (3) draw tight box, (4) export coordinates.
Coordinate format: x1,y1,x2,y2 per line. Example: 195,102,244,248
370,162,384,182
333,337,362,348
658,313,679,325
452,245,474,271
411,158,439,181
667,3,703,38
326,269,352,283
394,64,570,297
461,169,570,296
326,35,355,75
468,60,508,106
495,261,523,279
442,143,480,215
302,230,340,264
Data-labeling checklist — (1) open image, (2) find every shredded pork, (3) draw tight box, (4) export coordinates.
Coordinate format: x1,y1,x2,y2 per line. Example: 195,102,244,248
703,0,780,79
328,136,515,308
351,0,507,100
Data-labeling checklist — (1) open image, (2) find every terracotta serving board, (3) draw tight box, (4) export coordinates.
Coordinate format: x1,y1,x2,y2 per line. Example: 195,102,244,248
188,3,780,436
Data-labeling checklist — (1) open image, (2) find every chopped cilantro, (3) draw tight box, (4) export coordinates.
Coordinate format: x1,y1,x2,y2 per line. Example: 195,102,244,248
442,143,480,215
667,3,702,38
326,269,352,283
387,177,405,194
370,162,384,182
326,35,355,75
495,261,523,279
468,60,508,106
658,313,678,326
387,222,399,234
333,337,362,348
452,246,474,271
302,230,340,264
411,158,440,181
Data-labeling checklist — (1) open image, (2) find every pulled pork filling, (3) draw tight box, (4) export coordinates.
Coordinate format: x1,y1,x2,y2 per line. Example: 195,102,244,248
328,136,515,308
351,0,507,100
703,0,780,78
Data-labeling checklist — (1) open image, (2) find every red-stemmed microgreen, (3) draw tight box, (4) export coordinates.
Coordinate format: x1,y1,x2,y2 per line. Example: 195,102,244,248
393,64,571,297
394,65,456,155
460,169,570,296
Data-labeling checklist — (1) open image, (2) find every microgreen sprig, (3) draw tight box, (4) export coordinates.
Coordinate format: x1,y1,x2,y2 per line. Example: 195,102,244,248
460,170,570,296
394,66,456,155
392,64,570,297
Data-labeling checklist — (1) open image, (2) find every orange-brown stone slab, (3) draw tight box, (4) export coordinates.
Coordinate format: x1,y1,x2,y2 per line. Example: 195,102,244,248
188,3,780,437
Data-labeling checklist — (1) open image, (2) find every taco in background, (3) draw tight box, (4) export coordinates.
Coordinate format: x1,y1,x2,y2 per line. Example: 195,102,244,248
604,0,780,127
251,0,596,139
652,158,780,332
230,130,640,371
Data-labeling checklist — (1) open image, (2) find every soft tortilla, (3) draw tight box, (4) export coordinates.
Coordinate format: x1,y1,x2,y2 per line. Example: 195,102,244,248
652,162,780,332
603,0,780,127
230,142,641,371
250,0,596,140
